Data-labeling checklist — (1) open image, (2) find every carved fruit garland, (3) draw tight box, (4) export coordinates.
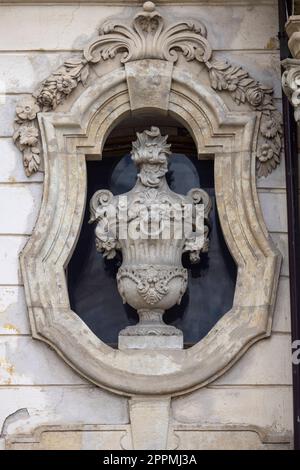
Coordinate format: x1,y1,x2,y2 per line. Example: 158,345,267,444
206,61,282,177
13,58,89,176
13,1,282,178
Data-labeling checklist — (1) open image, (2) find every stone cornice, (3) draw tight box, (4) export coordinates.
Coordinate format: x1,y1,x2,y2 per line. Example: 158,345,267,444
0,0,278,4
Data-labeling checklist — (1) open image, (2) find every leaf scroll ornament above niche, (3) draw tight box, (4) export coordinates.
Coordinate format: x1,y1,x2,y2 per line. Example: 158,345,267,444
13,1,282,178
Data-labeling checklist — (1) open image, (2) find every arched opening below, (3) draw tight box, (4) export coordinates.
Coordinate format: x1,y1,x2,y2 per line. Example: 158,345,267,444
67,115,237,348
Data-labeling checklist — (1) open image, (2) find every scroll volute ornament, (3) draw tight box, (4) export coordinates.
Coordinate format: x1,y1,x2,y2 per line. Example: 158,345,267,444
84,0,212,64
89,128,211,349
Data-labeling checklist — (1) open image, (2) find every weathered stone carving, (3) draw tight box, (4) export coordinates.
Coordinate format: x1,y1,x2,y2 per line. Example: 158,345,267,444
89,127,211,347
84,0,212,65
282,58,300,123
117,266,188,308
13,1,282,178
13,97,41,176
21,61,281,394
13,58,89,176
207,61,282,177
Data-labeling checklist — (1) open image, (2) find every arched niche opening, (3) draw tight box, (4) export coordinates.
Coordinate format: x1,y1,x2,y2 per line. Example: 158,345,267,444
21,62,281,395
67,113,237,348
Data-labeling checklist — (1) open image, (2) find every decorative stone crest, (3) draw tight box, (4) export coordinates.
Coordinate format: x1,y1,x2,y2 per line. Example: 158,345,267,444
89,127,211,348
13,1,282,178
84,0,212,65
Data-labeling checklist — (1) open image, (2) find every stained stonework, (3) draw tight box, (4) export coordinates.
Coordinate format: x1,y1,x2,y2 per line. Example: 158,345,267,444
0,0,292,450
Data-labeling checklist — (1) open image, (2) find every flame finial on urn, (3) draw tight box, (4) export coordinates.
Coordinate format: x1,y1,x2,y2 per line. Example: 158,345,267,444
90,127,211,350
131,126,171,188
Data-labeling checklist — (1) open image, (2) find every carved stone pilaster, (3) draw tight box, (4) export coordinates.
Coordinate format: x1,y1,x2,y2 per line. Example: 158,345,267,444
129,397,171,450
282,58,300,123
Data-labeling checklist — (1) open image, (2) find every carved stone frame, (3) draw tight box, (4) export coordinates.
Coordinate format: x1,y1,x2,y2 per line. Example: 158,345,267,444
20,59,281,397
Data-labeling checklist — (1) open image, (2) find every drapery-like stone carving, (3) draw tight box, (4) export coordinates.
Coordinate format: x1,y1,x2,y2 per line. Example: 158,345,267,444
89,127,211,347
13,1,282,178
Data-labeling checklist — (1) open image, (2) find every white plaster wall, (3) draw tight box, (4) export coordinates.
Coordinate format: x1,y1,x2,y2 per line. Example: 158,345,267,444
0,0,293,450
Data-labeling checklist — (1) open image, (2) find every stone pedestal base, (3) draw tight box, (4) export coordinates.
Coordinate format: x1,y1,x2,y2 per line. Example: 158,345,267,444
118,309,183,350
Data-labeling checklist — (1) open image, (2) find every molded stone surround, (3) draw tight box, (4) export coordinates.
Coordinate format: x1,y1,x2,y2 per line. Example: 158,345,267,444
20,61,281,397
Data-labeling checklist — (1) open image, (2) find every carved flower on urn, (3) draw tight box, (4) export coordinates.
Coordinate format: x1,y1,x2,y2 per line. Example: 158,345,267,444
96,237,119,259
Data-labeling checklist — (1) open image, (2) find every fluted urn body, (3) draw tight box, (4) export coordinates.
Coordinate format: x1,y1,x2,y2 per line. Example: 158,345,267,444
90,127,211,348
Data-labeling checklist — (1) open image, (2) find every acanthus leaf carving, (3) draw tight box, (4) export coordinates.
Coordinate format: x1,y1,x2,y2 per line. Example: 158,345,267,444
117,265,188,307
89,189,121,260
13,1,282,178
83,1,211,65
183,188,211,263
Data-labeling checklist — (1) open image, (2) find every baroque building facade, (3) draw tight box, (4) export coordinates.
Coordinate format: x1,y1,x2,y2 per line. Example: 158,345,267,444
0,0,298,450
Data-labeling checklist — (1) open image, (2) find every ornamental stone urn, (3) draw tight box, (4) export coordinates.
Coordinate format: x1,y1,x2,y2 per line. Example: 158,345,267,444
89,127,211,349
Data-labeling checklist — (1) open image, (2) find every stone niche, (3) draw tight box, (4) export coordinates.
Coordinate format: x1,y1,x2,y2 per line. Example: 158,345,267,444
14,2,283,449
67,115,237,350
